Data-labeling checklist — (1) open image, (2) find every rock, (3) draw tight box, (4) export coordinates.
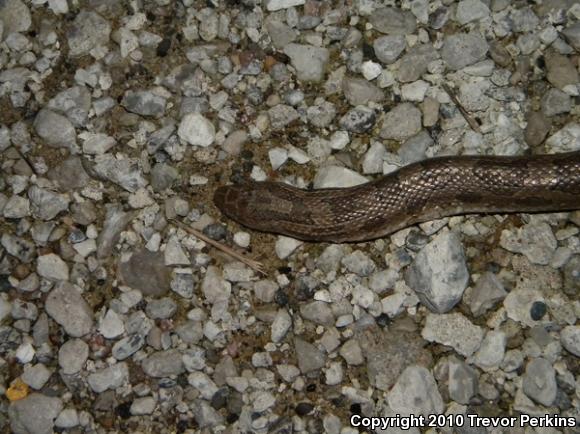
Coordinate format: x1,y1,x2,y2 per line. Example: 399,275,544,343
387,366,444,416
66,10,111,57
47,85,91,127
58,338,89,374
122,90,167,118
342,250,376,276
522,358,557,406
178,113,215,147
87,363,129,393
468,272,507,316
448,357,478,404
546,53,579,90
54,408,79,429
142,349,185,377
37,254,69,281
510,6,539,33
343,77,385,106
191,399,224,428
399,131,433,163
524,111,551,147
560,326,580,357
546,122,580,153
22,363,52,390
275,236,303,259
307,100,336,128
405,231,469,313
401,80,429,102
1,234,35,263
48,156,91,191
45,282,93,337
97,205,134,259
500,222,557,265
295,338,325,373
397,44,438,82
300,301,334,326
421,313,485,357
283,43,330,82
362,142,386,174
339,339,364,365
92,154,147,192
33,109,76,149
130,397,156,415
442,33,489,70
0,0,31,37
380,103,422,140
271,309,292,342
268,104,300,130
369,7,416,35
339,106,376,133
9,393,63,434
3,196,30,219
562,22,580,51
265,19,297,49
119,250,171,296
265,0,305,11
472,330,506,371
313,166,368,188
541,88,571,117
373,35,406,64
455,0,490,24
112,334,145,360
503,287,544,328
28,186,69,220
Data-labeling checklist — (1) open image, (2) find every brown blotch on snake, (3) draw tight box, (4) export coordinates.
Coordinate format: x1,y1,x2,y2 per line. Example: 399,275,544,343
214,151,580,243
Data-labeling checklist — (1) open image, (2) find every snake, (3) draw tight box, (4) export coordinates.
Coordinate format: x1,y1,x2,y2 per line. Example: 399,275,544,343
213,151,580,243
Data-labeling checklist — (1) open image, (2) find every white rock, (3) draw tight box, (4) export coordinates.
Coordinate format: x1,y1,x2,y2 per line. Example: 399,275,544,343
401,80,430,102
361,61,382,80
233,232,251,248
313,166,368,188
268,147,288,170
178,113,216,147
275,236,303,259
37,254,69,281
265,0,305,11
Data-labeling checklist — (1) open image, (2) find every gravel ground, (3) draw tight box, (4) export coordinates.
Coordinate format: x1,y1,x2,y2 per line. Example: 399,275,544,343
1,0,580,433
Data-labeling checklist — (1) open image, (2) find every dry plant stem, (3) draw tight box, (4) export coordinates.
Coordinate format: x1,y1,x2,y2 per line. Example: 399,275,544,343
170,219,266,276
442,83,481,133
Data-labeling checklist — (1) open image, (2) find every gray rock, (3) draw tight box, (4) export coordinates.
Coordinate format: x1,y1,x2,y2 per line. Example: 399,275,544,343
541,88,571,117
97,205,135,259
405,231,469,313
119,250,171,296
339,339,364,365
146,297,177,319
151,163,179,192
373,35,406,64
442,33,489,70
92,154,147,192
369,7,416,35
112,334,145,360
191,399,224,428
1,233,35,263
45,282,93,337
268,104,300,130
339,106,376,133
130,397,157,415
362,141,386,174
87,362,129,393
510,7,539,33
37,253,69,281
300,301,334,326
3,195,30,218
47,86,91,127
472,330,506,371
399,131,432,164
455,0,490,25
380,103,422,140
560,326,580,357
122,90,167,118
387,366,444,416
524,111,551,147
58,338,89,374
562,22,580,51
0,0,31,37
546,53,579,89
48,156,91,191
448,357,478,404
22,363,52,390
546,122,580,153
295,338,325,373
500,222,557,266
9,393,62,434
422,313,485,357
66,10,111,57
397,44,438,82
28,186,69,220
283,43,330,82
142,349,185,377
271,309,292,343
468,272,507,316
54,408,79,429
522,358,557,406
265,19,297,49
341,250,376,276
33,109,76,149
342,77,384,106
306,100,336,128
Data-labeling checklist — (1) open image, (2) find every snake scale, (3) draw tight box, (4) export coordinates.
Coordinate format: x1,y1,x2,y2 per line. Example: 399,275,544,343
214,151,580,243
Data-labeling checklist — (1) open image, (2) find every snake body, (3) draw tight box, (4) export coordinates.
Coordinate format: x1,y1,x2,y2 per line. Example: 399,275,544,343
213,151,580,243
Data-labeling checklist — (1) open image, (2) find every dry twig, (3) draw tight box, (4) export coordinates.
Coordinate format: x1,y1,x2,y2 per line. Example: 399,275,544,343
442,83,481,133
170,219,266,276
